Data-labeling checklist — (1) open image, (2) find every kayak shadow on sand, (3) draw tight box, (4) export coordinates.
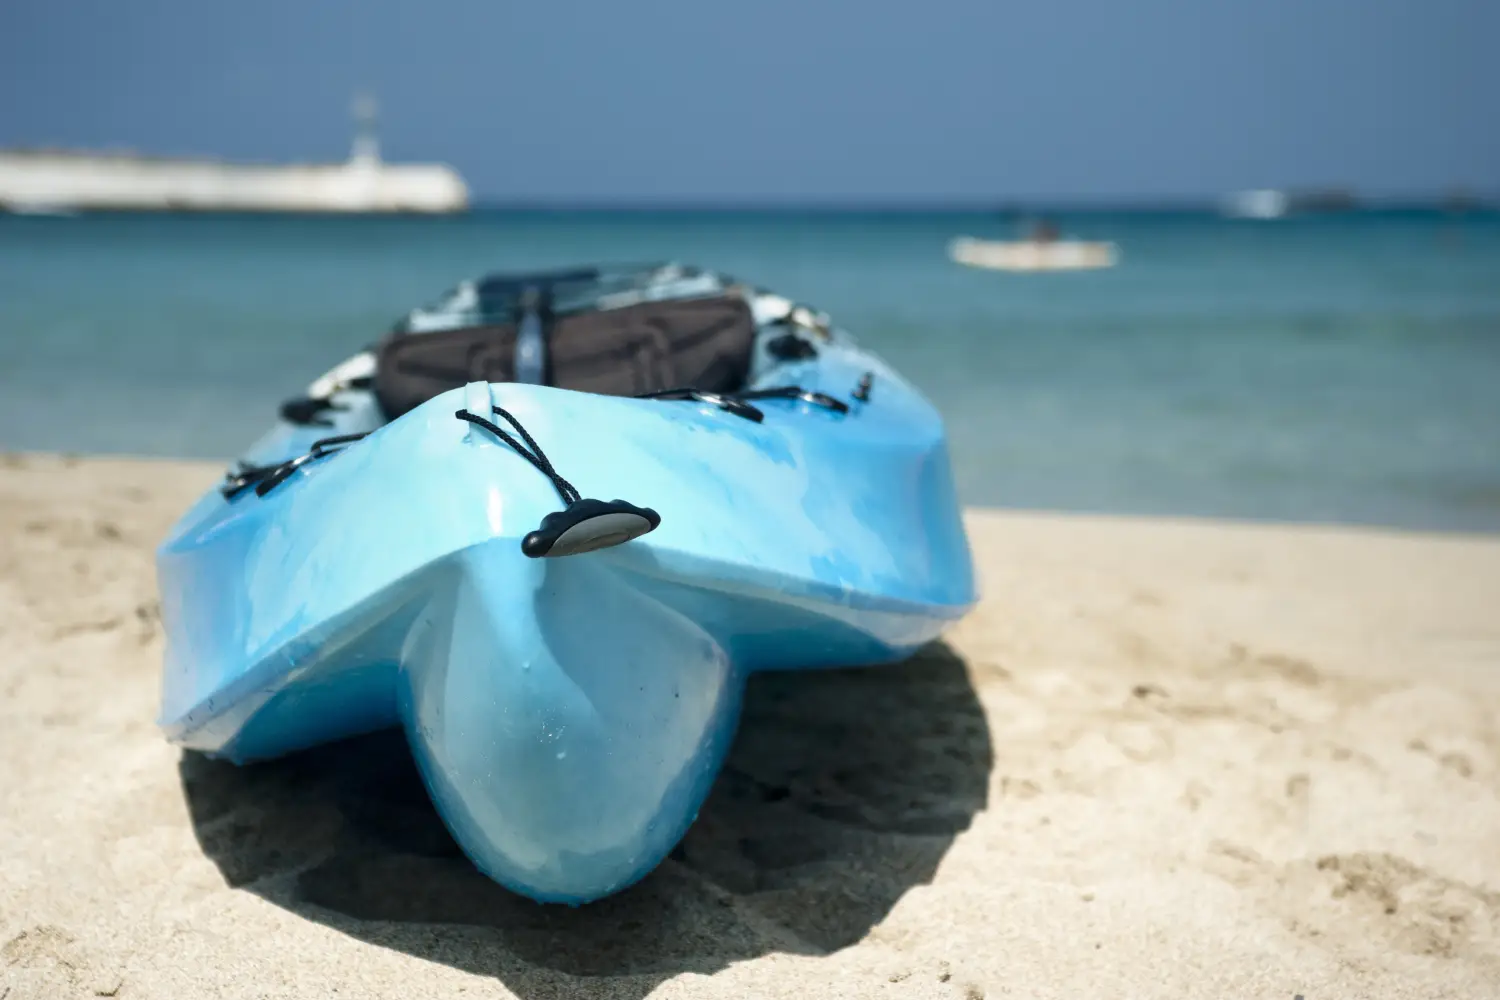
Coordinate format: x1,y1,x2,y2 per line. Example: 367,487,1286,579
178,640,992,1000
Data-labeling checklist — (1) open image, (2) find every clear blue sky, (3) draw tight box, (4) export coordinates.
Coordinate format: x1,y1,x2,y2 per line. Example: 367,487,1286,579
1,0,1494,203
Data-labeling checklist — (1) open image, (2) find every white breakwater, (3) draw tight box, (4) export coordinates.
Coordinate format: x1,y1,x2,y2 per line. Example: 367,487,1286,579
0,95,469,215
0,151,469,214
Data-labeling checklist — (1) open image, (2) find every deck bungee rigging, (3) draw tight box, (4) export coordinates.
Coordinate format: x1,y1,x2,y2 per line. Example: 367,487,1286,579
222,265,873,558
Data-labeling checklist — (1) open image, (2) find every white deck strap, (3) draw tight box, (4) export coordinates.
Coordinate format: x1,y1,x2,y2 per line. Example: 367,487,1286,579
462,381,493,441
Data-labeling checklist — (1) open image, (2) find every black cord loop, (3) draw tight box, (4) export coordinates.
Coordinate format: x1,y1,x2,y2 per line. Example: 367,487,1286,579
454,405,581,507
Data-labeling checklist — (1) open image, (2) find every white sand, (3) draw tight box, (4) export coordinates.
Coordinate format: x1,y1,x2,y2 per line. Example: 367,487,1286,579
3,452,1498,999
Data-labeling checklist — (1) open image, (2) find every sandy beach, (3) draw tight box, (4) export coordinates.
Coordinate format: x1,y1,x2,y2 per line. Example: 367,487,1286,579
3,451,1498,1000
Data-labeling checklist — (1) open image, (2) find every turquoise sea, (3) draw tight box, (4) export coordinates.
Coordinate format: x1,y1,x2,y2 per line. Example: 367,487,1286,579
2,209,1497,532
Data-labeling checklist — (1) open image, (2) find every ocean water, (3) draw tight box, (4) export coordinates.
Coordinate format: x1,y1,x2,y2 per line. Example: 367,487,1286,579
2,210,1498,532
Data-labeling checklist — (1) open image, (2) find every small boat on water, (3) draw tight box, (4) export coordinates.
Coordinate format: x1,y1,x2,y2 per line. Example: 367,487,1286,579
1219,187,1359,220
155,262,976,904
1221,189,1289,220
949,235,1119,272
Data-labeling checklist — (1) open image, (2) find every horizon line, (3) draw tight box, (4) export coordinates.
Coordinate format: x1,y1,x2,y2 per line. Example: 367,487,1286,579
459,196,1496,214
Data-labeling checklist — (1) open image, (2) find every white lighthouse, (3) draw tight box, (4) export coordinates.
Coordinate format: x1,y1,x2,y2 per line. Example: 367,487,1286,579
350,92,382,168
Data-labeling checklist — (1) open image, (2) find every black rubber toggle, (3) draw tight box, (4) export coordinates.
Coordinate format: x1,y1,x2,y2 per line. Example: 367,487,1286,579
766,332,818,361
279,396,341,427
852,371,874,402
521,498,662,558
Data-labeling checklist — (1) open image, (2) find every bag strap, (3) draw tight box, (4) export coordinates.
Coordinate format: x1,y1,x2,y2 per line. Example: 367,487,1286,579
512,285,550,385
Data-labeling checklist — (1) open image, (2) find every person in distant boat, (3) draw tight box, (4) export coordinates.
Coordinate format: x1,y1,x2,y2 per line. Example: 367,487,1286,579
1028,218,1060,244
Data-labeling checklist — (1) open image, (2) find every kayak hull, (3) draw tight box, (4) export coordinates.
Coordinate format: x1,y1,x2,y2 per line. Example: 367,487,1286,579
158,337,975,903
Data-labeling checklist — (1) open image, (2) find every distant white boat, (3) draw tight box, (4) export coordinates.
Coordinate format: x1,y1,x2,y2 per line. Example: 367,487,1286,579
1221,187,1358,219
948,235,1119,272
1222,189,1290,220
0,95,468,215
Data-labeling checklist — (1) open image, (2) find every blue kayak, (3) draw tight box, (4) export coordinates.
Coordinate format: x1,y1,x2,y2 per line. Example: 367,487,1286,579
156,263,976,904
